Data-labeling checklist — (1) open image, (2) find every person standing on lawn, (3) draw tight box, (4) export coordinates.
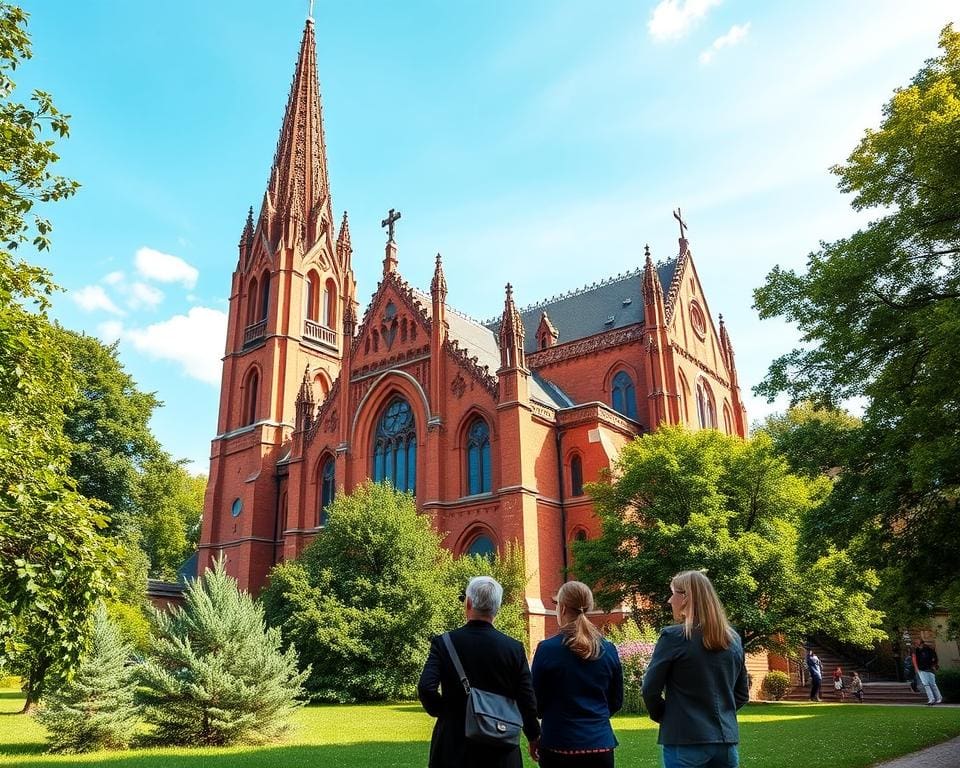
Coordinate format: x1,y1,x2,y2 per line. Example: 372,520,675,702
642,570,750,768
833,666,846,701
530,580,624,767
807,649,823,702
851,672,863,703
417,576,541,768
912,638,943,706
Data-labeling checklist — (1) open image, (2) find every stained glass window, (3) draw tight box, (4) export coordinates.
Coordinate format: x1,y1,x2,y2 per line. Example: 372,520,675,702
611,371,637,420
372,398,417,494
571,454,584,496
319,457,335,525
467,418,491,495
467,535,496,559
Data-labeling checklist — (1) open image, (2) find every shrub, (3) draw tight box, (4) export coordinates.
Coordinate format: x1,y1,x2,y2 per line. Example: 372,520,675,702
137,558,307,746
261,482,453,703
34,604,139,753
762,671,792,701
608,620,657,714
936,667,960,703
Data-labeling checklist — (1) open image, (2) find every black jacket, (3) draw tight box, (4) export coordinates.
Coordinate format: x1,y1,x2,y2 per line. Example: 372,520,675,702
418,620,541,768
641,625,750,746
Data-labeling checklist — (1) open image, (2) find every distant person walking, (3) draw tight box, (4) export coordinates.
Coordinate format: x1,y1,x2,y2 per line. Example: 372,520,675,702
418,576,541,767
806,649,823,702
833,666,846,702
912,639,943,706
531,580,624,767
850,672,863,703
642,570,749,768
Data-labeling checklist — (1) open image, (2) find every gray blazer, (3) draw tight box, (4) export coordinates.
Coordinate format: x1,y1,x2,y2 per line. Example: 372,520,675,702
641,625,750,746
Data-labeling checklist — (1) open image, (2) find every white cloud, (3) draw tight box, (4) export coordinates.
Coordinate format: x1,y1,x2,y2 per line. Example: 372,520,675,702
97,320,124,343
124,307,227,385
103,271,125,286
135,246,199,289
648,0,722,42
699,22,750,64
73,285,124,315
128,281,165,310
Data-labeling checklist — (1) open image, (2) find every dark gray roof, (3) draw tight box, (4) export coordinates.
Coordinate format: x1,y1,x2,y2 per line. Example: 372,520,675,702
485,261,677,354
413,289,571,409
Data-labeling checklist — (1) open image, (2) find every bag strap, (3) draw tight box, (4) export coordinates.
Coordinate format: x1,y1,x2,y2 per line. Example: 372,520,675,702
441,632,471,695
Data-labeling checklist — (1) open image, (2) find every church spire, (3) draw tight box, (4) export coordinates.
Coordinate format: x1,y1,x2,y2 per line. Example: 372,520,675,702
498,283,526,371
336,210,352,266
260,17,332,253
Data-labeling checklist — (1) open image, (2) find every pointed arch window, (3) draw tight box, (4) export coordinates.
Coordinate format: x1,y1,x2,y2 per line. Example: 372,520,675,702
318,456,335,526
372,398,417,494
611,371,637,420
696,379,717,429
570,454,584,497
306,271,321,322
324,278,337,329
247,276,259,324
466,534,496,559
243,369,259,426
466,418,492,495
259,273,271,322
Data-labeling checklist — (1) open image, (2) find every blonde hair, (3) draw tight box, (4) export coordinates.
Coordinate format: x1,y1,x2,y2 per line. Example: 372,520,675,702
670,570,734,651
557,581,603,660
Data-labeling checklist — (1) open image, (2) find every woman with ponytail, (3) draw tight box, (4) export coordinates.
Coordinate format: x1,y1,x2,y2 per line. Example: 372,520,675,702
642,570,750,768
530,581,624,767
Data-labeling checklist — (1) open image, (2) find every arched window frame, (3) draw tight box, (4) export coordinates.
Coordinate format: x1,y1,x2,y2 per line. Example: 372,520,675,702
259,271,271,322
696,378,717,429
317,455,335,526
371,397,417,494
242,368,259,426
305,270,321,322
570,453,584,497
611,370,637,420
246,276,259,325
465,417,492,496
324,277,337,329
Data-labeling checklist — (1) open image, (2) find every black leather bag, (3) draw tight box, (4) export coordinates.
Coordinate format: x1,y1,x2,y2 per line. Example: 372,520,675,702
441,632,523,746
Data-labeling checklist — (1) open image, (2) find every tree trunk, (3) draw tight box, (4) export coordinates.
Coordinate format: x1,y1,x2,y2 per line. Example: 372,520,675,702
20,657,49,714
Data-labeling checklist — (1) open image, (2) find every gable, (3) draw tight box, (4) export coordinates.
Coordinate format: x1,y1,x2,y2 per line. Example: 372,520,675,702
351,273,432,369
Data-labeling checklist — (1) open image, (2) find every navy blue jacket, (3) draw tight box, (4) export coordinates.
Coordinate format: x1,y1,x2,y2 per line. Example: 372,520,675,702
641,625,749,746
531,634,624,751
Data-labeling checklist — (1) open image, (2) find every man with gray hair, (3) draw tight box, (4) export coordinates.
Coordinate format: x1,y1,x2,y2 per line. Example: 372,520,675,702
418,576,540,767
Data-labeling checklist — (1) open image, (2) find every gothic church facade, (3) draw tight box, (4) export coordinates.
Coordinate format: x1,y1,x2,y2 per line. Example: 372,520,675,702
200,18,748,645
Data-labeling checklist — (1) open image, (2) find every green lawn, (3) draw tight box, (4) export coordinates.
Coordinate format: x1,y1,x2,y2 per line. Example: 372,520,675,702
2,688,958,767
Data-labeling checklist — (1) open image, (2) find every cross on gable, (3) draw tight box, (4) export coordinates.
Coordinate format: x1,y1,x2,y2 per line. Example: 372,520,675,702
673,207,689,241
381,208,401,243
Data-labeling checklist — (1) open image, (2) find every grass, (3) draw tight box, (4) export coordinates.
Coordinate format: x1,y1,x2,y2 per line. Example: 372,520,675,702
2,688,959,767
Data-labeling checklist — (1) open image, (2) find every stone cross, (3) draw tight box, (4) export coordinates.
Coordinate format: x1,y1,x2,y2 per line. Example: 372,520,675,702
673,207,689,241
381,208,401,242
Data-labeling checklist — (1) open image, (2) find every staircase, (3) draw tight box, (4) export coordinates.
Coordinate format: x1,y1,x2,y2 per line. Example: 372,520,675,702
783,639,927,704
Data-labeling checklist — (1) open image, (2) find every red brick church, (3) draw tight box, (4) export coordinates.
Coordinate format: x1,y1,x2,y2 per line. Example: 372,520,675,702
199,17,747,645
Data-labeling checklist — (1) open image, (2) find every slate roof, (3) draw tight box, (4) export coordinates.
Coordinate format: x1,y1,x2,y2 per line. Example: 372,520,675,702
484,260,677,354
412,289,573,409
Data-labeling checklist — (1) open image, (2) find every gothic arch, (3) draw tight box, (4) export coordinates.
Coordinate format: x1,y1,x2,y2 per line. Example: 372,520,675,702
314,451,336,526
695,376,717,429
566,449,585,497
722,400,733,434
241,364,262,426
350,371,430,478
259,269,271,322
305,269,322,322
324,277,337,328
453,405,498,448
454,522,500,558
312,368,332,401
246,275,259,324
459,413,493,496
677,369,691,425
602,360,641,395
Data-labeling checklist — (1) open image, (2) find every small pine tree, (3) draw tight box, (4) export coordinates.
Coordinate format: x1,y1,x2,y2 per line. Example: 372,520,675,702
35,604,139,753
137,557,308,746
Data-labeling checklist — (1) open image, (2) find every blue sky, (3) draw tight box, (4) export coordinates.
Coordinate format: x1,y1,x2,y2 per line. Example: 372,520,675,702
18,0,960,471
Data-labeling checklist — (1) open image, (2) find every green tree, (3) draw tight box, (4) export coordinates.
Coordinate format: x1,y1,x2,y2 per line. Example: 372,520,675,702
261,481,455,702
753,24,960,634
54,328,162,529
135,456,205,579
755,403,860,480
0,4,119,710
137,558,307,746
35,604,139,753
573,426,884,653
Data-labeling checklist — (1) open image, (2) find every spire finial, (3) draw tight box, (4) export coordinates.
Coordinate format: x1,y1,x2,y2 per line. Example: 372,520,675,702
644,243,651,262
431,252,447,298
505,282,514,301
381,208,401,243
307,0,315,22
673,207,688,241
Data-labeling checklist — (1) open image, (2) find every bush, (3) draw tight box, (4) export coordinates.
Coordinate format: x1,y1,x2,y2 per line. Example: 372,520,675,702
34,604,139,753
261,482,453,702
762,671,792,701
607,620,657,714
936,667,960,703
137,558,307,746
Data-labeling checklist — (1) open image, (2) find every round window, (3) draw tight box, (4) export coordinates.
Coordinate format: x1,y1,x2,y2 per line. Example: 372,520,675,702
690,301,707,339
230,498,243,518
